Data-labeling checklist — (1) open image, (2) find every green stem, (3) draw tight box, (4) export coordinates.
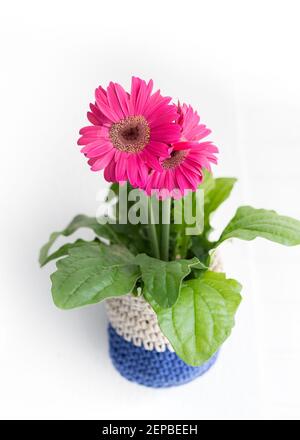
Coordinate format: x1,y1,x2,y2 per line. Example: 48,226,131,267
161,197,171,261
148,198,160,259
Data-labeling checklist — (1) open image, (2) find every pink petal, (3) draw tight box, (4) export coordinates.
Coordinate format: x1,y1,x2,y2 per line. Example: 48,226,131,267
144,94,172,120
134,79,147,114
78,134,107,146
191,141,219,153
115,153,128,181
140,149,163,172
179,165,199,189
89,103,111,126
90,149,115,171
146,170,160,193
80,139,107,152
147,141,170,158
114,83,130,117
104,159,116,182
151,125,181,143
165,170,176,192
82,142,113,158
149,105,179,128
175,168,192,192
87,111,100,126
129,77,142,115
137,155,149,186
107,82,126,120
127,155,139,186
95,86,119,122
180,158,201,175
79,126,107,136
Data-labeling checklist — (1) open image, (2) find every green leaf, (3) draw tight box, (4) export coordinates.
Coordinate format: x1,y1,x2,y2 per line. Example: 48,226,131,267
199,169,215,200
205,177,237,221
39,214,123,267
136,254,200,308
51,242,140,309
218,206,300,246
109,223,148,254
189,173,236,263
40,239,89,267
192,260,208,270
149,271,242,366
200,173,237,231
190,235,214,264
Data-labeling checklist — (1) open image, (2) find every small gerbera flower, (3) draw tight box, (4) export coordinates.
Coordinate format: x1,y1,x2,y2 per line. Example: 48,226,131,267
145,103,218,197
78,77,180,188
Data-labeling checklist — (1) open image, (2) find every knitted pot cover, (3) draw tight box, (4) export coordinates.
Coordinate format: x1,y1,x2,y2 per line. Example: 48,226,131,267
105,252,222,388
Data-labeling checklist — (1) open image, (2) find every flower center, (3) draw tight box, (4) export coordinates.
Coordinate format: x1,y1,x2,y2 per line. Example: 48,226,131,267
109,115,150,153
162,150,188,169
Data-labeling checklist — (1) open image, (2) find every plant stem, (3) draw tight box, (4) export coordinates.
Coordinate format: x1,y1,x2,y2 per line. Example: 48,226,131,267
161,197,171,261
148,198,160,259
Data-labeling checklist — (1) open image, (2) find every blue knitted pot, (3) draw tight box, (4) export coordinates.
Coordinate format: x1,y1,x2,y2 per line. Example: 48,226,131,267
108,325,218,388
105,256,222,388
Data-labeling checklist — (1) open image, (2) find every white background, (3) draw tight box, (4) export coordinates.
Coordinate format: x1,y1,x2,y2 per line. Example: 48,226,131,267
1,0,300,420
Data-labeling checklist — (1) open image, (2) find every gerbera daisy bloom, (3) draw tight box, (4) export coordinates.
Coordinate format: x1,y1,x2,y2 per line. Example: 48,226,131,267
145,103,218,198
78,77,180,188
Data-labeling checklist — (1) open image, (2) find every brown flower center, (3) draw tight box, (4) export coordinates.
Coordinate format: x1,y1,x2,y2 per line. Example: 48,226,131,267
109,115,150,153
162,150,188,169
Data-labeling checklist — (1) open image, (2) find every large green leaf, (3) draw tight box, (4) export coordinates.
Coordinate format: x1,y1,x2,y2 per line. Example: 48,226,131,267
148,271,242,366
218,206,300,246
51,242,140,309
136,254,199,308
39,214,123,267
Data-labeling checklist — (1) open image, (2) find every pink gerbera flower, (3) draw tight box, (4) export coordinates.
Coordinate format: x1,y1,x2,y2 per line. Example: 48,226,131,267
78,77,180,188
145,103,218,197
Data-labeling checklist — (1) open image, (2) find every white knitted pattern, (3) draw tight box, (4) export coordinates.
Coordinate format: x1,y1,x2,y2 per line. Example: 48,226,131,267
106,294,173,352
105,254,223,352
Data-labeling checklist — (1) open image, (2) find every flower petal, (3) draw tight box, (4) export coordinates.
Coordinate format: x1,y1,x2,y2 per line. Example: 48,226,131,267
104,158,116,182
95,86,119,122
90,149,115,171
147,141,170,158
140,149,163,171
107,82,126,120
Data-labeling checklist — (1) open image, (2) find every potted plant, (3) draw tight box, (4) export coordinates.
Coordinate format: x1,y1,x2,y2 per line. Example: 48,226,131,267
40,77,300,387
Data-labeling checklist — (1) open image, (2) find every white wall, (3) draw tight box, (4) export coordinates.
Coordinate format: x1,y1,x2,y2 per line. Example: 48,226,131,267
0,0,299,420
